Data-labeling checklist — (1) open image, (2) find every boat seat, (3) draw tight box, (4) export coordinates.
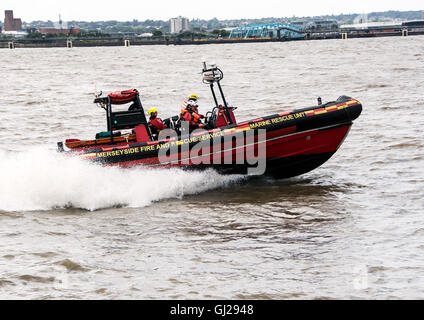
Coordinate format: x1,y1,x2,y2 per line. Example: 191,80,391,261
134,124,150,143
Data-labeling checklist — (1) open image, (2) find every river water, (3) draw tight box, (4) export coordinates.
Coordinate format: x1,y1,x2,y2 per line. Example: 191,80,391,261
0,36,423,299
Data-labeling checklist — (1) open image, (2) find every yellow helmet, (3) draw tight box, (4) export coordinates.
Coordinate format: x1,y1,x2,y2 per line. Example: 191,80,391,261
148,107,158,115
189,93,198,101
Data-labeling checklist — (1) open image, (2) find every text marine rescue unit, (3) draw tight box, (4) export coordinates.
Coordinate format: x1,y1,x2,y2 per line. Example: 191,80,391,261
57,62,362,178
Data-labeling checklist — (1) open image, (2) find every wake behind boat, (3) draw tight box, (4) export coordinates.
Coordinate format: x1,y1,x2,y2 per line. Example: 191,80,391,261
57,62,362,178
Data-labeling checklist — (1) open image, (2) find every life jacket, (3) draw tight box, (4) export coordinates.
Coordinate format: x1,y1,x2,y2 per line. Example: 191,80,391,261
180,104,202,124
148,116,167,135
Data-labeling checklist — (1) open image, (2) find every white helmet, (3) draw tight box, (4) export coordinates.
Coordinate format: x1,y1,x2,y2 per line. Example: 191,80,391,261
187,100,198,108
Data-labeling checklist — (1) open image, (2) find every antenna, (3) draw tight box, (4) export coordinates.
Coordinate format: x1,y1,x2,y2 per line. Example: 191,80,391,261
59,14,63,29
94,83,102,98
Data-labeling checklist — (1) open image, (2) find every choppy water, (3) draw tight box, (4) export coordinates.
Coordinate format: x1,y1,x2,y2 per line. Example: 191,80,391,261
0,36,423,299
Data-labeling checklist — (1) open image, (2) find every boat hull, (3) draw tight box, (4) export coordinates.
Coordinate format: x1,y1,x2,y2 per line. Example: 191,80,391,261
166,122,351,178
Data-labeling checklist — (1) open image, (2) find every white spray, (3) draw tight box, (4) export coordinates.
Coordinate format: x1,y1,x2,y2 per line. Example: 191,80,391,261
0,147,244,212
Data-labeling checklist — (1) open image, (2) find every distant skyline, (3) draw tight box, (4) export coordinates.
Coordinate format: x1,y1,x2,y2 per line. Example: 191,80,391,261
1,0,423,22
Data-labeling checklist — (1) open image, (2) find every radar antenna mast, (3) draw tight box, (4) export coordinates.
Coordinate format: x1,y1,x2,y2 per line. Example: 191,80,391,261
202,61,234,125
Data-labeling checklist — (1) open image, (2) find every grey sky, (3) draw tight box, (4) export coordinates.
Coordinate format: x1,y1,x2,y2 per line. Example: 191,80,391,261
1,0,423,22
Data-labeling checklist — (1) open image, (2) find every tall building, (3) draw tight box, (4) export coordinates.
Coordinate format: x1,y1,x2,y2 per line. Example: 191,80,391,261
4,10,22,31
169,16,190,33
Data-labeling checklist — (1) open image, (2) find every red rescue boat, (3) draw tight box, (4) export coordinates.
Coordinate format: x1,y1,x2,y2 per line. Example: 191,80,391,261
57,63,362,179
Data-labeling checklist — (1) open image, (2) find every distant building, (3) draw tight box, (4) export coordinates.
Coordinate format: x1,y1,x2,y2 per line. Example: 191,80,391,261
4,10,22,31
309,20,339,30
2,30,28,38
38,27,80,35
340,21,403,31
169,16,190,33
402,20,424,29
422,10,424,20
229,24,305,39
38,15,81,36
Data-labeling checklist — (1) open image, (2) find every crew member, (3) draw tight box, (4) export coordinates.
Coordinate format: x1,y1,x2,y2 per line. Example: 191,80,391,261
148,108,167,137
180,94,205,131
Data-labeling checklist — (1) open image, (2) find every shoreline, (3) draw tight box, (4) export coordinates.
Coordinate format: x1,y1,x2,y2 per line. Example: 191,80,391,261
1,30,424,48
